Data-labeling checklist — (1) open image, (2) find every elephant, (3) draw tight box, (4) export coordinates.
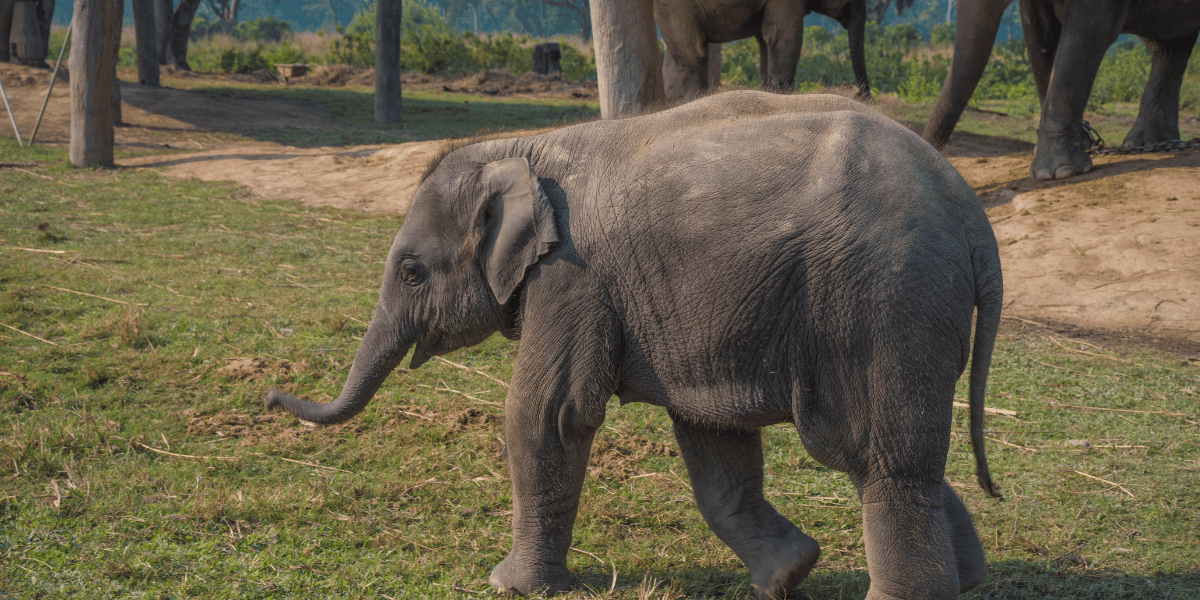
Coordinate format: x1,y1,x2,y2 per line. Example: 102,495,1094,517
922,0,1200,180
0,0,54,66
265,90,1003,600
656,0,873,100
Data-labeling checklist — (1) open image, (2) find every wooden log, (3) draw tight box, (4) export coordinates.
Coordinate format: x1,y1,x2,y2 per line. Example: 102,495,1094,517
589,0,664,119
132,0,158,86
69,0,121,168
374,0,402,124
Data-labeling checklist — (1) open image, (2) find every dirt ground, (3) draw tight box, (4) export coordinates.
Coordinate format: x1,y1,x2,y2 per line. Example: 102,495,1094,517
3,62,1197,357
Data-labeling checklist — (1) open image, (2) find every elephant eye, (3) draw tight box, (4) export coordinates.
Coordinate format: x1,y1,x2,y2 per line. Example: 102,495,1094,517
399,260,428,285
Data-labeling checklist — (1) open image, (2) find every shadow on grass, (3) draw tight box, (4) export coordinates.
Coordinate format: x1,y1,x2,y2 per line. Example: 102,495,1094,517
122,83,600,148
571,561,1199,599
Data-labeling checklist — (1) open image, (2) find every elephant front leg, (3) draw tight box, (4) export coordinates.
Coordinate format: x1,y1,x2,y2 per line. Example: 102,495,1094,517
759,0,805,91
1028,0,1126,180
673,418,820,600
489,392,602,596
1123,33,1198,149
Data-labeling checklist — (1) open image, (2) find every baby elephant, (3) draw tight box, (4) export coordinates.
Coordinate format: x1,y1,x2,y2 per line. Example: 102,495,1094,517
267,91,1003,600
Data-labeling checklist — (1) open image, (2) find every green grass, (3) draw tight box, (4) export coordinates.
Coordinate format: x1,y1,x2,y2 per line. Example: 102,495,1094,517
1,141,1198,598
148,73,599,147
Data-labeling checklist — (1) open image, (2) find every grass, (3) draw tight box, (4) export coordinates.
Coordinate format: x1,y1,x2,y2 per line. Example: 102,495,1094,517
2,138,1198,598
134,70,600,148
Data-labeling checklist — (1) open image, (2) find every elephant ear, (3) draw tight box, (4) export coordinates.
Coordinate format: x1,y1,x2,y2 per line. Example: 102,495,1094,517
476,157,560,304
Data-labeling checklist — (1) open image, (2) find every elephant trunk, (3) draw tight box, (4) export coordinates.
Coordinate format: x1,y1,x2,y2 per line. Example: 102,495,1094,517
922,0,1011,148
265,308,414,424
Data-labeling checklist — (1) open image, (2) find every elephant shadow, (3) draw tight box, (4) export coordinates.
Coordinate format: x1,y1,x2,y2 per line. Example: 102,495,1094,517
570,561,1200,598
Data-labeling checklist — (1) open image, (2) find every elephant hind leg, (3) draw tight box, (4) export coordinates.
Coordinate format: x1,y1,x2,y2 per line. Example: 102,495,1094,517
859,480,961,600
672,418,819,600
943,480,987,592
1123,32,1199,149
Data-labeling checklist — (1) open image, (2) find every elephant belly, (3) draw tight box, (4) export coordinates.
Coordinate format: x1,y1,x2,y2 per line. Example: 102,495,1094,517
1122,1,1200,39
616,359,798,428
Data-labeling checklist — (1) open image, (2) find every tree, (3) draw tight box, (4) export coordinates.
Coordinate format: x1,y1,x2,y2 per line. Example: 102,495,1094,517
867,0,916,24
589,0,662,119
205,0,241,31
543,0,589,41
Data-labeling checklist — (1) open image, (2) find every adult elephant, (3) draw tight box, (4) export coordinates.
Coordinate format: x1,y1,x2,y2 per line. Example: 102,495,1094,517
266,91,1003,600
656,0,874,100
922,0,1200,180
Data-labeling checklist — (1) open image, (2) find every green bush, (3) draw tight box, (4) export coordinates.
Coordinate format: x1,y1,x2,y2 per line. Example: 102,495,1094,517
190,14,224,40
560,41,596,82
218,47,271,74
931,22,956,45
470,34,534,74
1089,39,1151,110
234,16,292,42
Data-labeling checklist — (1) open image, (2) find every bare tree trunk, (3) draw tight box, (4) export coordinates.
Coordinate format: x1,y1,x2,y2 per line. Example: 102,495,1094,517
132,0,159,86
70,0,121,167
375,0,402,124
169,0,201,70
589,0,663,119
155,0,173,65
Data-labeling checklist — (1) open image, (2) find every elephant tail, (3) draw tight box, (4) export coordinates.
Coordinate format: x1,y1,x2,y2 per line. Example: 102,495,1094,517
970,266,1003,499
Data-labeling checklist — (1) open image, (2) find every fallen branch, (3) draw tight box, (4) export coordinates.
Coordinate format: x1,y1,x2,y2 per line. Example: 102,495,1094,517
1071,470,1135,498
42,284,149,306
0,323,59,346
271,455,352,474
418,381,503,407
985,436,1037,453
133,441,239,461
1048,335,1138,365
1036,397,1198,425
10,247,66,254
952,401,1017,417
435,356,509,388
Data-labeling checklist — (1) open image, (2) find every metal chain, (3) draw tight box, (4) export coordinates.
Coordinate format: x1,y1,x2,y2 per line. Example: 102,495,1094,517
1085,120,1200,155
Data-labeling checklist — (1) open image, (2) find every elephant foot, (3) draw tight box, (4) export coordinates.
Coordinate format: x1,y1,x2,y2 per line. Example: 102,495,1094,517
488,554,572,596
748,529,821,600
1122,121,1179,150
1030,127,1094,181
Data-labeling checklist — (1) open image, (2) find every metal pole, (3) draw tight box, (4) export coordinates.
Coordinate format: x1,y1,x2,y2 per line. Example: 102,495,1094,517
27,19,72,147
0,76,23,146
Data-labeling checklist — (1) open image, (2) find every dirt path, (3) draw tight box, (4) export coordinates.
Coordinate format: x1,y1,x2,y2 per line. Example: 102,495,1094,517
3,63,1197,354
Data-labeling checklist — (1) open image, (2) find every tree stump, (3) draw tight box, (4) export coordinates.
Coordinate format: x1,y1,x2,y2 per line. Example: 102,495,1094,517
532,42,561,76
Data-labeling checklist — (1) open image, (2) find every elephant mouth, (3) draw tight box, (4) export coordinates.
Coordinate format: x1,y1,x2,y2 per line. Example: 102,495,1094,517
410,342,432,369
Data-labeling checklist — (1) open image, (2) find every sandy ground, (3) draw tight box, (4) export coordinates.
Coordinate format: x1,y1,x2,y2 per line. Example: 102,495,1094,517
3,63,1197,356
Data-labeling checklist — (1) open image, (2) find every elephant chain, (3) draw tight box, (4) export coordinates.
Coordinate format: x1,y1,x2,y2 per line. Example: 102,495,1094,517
1084,121,1200,156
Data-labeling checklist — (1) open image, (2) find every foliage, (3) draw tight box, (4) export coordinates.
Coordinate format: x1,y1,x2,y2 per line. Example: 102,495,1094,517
234,16,294,42
559,41,596,82
1089,39,1152,111
931,22,955,45
190,14,225,40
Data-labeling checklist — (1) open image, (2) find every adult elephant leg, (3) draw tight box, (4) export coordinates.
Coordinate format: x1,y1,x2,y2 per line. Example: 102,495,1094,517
923,0,1013,148
943,480,988,592
672,418,820,600
844,4,871,100
1029,0,1128,180
662,44,708,101
1123,32,1199,148
1019,0,1060,101
759,0,805,91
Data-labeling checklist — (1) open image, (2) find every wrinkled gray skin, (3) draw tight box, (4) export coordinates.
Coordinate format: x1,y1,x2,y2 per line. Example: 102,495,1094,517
266,91,1002,600
656,0,871,100
922,0,1200,180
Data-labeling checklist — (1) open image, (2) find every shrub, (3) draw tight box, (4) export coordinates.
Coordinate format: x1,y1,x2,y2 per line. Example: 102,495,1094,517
559,41,596,82
234,17,293,42
190,14,224,40
931,22,956,45
1089,39,1150,110
219,47,270,74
